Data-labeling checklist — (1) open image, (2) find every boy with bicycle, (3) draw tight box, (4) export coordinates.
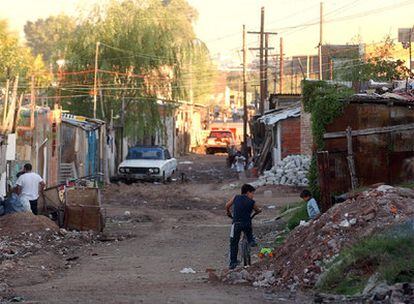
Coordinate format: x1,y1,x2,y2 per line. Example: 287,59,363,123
226,184,262,269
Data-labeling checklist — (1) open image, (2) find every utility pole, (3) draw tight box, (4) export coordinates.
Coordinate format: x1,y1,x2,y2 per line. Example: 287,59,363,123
410,26,414,72
273,54,279,94
264,33,269,108
93,41,100,119
291,59,294,94
318,2,324,80
259,7,265,115
247,7,277,115
242,25,248,160
279,37,284,94
30,75,35,130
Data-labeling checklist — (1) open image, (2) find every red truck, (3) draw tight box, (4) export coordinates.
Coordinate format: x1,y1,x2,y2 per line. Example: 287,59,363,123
205,130,236,154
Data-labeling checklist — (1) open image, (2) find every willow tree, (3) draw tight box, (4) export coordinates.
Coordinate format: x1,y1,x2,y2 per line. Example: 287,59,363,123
25,0,216,141
0,20,49,98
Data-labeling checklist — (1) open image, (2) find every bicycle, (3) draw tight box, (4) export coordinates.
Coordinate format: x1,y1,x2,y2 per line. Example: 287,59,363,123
228,212,260,268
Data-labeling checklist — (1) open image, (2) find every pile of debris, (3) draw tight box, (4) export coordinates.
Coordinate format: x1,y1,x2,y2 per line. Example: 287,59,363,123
315,282,414,303
222,185,414,290
0,212,106,300
0,212,59,236
250,155,310,188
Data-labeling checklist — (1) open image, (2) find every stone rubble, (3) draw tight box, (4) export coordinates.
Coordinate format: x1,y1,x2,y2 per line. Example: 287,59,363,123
250,155,310,188
314,282,414,303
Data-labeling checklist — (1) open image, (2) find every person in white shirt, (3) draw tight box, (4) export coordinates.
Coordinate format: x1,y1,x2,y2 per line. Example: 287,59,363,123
16,163,45,215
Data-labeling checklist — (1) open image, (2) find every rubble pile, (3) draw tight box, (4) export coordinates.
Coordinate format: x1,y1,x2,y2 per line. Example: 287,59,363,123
315,282,414,303
251,155,310,188
222,185,414,290
0,212,59,236
0,213,111,300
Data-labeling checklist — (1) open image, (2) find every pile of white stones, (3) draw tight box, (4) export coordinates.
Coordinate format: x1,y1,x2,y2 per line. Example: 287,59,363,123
251,155,310,188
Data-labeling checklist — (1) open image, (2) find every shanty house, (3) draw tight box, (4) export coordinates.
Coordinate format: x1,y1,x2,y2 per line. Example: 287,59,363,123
13,106,61,187
253,106,302,171
60,114,106,183
321,95,414,194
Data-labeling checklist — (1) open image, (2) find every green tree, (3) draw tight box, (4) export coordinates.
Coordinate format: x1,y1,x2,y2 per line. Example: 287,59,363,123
340,37,412,81
0,20,48,83
24,0,216,141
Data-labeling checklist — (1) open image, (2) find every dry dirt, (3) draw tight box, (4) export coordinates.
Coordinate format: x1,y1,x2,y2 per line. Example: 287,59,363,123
2,154,311,303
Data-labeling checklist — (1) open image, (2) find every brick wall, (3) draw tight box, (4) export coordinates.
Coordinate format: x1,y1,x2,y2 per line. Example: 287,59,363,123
281,117,301,158
300,107,313,156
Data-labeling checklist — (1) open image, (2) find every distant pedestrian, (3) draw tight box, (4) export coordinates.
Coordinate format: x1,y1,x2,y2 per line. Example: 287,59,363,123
300,189,321,220
16,163,45,215
246,135,253,158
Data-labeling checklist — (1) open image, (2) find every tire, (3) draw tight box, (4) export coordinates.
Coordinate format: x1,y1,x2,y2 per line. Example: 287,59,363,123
162,171,166,184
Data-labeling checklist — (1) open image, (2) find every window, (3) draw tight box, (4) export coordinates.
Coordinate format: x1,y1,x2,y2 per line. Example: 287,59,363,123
126,147,164,160
164,149,171,160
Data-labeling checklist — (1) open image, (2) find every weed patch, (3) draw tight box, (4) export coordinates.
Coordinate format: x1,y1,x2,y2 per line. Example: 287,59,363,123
318,223,414,295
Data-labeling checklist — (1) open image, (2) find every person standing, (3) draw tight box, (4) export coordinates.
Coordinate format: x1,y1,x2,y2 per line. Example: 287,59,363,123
16,163,45,215
226,184,262,269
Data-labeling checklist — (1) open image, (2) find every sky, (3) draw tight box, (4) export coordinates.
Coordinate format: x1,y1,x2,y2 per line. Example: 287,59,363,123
2,0,414,67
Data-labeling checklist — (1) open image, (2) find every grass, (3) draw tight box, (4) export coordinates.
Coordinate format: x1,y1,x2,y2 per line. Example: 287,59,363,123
280,201,305,214
285,201,308,231
397,181,414,189
318,222,414,295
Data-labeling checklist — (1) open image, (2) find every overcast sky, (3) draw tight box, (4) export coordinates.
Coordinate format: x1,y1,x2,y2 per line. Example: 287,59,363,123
2,0,413,64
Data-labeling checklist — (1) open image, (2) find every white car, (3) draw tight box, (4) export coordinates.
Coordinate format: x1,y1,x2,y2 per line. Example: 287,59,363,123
118,146,177,183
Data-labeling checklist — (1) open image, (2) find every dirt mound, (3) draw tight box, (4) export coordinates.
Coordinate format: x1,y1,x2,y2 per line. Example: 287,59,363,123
223,185,414,289
0,212,59,236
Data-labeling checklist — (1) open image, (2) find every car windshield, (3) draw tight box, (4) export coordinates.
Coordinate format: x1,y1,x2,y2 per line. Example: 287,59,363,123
209,131,232,139
126,147,164,160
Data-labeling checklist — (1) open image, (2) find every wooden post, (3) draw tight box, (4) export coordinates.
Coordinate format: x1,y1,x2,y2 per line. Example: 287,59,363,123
2,79,9,126
6,76,19,133
329,59,333,80
12,94,23,133
346,126,358,190
30,74,36,130
317,151,332,212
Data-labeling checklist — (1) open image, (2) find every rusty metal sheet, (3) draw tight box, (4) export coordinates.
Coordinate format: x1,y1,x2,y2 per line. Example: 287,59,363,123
323,102,414,194
327,151,351,194
389,152,414,184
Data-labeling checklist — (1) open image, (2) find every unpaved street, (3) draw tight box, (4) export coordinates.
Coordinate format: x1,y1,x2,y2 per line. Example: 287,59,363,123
11,155,310,303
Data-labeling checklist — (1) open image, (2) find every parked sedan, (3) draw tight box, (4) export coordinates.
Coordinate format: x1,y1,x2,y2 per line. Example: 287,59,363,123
118,146,177,183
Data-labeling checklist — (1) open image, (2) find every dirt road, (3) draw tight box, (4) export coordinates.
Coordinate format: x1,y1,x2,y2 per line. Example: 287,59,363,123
11,155,311,303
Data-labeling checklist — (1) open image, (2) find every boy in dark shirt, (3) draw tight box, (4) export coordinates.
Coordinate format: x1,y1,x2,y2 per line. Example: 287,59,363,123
225,184,262,269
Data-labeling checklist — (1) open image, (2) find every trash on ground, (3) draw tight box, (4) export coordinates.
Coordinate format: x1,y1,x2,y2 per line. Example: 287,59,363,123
180,267,196,274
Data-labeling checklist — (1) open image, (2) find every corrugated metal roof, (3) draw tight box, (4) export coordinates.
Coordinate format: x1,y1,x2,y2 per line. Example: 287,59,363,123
62,114,103,131
258,106,301,125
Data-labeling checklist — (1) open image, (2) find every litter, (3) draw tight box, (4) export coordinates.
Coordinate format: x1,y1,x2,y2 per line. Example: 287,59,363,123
179,161,194,165
180,267,196,274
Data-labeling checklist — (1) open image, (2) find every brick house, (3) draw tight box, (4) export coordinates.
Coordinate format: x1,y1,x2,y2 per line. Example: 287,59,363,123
254,106,302,170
